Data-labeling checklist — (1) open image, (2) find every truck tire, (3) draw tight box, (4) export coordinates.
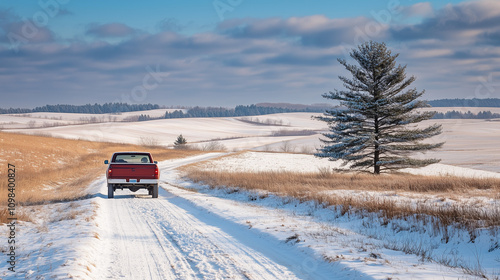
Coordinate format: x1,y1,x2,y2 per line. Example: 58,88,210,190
152,184,158,198
108,184,114,199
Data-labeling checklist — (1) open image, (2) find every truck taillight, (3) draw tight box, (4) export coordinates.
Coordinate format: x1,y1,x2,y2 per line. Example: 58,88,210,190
108,168,112,177
154,166,159,179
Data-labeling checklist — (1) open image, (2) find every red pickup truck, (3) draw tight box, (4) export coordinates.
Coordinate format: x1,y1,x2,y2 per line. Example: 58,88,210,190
104,152,159,199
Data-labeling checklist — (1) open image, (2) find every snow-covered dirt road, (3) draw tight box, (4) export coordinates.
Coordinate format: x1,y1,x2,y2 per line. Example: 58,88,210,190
89,153,485,279
94,153,341,279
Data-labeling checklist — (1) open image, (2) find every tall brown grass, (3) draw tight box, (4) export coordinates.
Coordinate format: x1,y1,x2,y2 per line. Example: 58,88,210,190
0,132,202,223
184,169,500,230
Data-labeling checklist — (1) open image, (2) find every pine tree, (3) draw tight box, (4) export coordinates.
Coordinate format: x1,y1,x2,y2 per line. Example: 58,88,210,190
174,134,187,149
315,41,444,174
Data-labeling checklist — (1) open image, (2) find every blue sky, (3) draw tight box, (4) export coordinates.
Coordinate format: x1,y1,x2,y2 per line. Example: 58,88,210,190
1,0,499,108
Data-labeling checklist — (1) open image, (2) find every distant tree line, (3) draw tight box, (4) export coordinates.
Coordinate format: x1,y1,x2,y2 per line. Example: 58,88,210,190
32,103,160,114
0,103,160,114
0,108,31,114
429,98,500,107
432,110,500,119
3,100,499,120
164,104,325,119
255,102,332,111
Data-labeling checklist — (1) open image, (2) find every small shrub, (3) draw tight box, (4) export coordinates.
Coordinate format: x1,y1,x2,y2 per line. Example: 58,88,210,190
279,141,295,153
138,136,161,147
200,141,227,151
174,134,188,149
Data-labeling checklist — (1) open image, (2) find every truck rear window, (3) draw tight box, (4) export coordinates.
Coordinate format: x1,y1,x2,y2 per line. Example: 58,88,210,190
113,154,151,163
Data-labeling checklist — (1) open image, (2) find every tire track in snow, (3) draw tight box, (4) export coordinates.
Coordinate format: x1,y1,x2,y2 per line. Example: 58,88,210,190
144,215,202,280
99,195,179,279
97,187,302,279
138,193,299,280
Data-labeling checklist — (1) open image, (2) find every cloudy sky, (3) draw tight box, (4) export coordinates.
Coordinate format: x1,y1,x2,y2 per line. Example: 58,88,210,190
1,0,499,108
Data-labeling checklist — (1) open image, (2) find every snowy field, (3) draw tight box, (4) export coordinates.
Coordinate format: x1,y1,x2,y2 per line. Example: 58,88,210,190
1,110,500,279
3,109,500,172
0,109,179,129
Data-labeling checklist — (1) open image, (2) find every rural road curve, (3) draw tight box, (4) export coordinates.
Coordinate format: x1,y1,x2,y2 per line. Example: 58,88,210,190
94,154,337,279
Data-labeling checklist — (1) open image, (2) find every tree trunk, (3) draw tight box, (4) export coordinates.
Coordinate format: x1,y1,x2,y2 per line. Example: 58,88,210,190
374,114,380,175
374,150,380,174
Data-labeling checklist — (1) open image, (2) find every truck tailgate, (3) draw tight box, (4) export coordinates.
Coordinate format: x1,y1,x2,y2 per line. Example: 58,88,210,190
108,164,158,179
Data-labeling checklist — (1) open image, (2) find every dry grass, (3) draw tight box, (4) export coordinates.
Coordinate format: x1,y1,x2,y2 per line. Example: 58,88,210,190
184,169,500,230
0,132,202,223
184,169,500,194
